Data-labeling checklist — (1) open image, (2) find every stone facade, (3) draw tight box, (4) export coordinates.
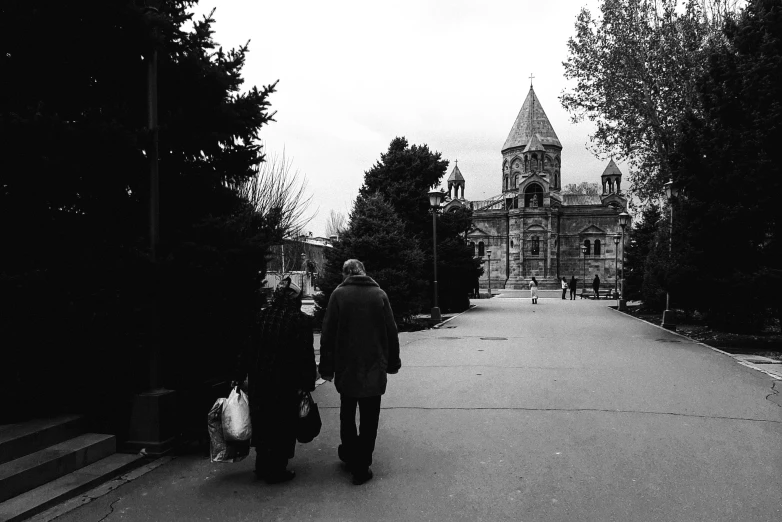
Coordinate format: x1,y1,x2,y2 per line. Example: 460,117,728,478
446,86,628,290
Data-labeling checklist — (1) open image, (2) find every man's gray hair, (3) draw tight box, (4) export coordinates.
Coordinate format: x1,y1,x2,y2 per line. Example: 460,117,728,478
342,259,366,276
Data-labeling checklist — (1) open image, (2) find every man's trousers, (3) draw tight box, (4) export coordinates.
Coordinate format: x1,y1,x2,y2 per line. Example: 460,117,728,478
340,395,382,470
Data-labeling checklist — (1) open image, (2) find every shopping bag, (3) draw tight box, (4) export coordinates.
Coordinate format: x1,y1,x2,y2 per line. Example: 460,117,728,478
222,387,252,442
207,398,250,463
296,390,322,443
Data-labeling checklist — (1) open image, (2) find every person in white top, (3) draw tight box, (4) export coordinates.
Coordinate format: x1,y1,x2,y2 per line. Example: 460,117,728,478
529,277,538,304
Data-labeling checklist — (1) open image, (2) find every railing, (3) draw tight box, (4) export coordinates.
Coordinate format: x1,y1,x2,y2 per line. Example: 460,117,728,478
471,195,505,211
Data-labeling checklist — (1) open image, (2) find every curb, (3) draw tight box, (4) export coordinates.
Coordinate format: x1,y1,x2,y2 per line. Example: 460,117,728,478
432,304,477,329
609,306,782,381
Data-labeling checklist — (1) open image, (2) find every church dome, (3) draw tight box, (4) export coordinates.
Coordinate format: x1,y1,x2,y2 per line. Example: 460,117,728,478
502,86,562,152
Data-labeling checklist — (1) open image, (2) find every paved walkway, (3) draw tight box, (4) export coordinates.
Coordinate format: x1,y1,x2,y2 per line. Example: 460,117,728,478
43,298,781,522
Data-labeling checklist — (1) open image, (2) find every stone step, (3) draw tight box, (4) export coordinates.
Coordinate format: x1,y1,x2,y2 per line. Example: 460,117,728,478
0,453,145,522
0,416,85,465
0,433,115,503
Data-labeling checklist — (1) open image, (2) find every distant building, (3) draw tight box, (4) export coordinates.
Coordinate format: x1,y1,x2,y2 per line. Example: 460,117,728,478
445,85,627,290
266,236,333,296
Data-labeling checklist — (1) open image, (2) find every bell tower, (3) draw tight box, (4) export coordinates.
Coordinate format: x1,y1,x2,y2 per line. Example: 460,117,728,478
447,161,465,200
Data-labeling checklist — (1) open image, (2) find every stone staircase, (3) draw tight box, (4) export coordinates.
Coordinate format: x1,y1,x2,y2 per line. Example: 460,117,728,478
500,276,564,290
0,415,145,522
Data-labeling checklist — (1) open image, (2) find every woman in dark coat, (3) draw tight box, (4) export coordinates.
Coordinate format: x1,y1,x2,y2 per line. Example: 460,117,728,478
592,274,601,299
234,277,316,483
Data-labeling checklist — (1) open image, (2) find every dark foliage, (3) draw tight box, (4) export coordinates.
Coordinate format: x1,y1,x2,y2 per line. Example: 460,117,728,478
313,193,426,324
668,0,782,331
0,1,278,421
623,204,661,303
357,137,480,314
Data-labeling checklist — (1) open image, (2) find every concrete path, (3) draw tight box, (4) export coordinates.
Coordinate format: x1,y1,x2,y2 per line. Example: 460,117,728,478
44,298,781,522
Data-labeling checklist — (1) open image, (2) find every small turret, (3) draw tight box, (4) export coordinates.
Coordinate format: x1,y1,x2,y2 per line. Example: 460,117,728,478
447,161,466,200
601,159,622,194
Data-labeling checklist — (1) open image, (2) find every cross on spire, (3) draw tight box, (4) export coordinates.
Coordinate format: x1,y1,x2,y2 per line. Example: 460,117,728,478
529,73,535,87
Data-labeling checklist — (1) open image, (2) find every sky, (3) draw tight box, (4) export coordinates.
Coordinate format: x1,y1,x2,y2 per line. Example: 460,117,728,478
189,0,623,236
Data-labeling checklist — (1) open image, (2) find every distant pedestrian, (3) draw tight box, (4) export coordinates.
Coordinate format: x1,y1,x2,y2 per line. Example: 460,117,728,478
592,274,601,299
319,259,401,485
561,277,568,299
529,277,538,304
233,277,316,484
569,275,577,300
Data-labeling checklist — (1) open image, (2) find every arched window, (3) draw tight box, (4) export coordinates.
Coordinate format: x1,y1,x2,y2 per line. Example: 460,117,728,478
511,240,514,248
594,239,601,255
525,183,543,207
584,239,591,255
470,241,476,256
531,236,540,256
478,241,485,257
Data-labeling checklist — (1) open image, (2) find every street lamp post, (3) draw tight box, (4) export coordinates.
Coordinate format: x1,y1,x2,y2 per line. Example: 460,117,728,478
428,190,444,322
127,1,176,456
613,234,621,300
662,180,678,330
487,250,492,298
581,244,588,297
300,252,306,293
618,211,630,311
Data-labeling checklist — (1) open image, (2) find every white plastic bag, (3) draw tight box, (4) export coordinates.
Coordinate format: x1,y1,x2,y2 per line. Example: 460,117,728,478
208,398,249,463
222,387,252,442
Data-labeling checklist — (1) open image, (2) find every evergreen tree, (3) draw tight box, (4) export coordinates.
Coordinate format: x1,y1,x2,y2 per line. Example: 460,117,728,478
669,0,782,331
0,1,281,419
624,204,662,302
314,193,426,324
358,137,480,313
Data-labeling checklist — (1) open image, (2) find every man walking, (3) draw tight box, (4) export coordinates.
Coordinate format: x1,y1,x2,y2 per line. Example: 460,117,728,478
319,259,401,485
592,274,601,299
569,275,577,300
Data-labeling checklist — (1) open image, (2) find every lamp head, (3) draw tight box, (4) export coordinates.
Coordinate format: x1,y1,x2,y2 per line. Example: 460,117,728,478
487,250,492,258
613,234,620,245
618,211,630,229
581,244,588,255
428,190,444,208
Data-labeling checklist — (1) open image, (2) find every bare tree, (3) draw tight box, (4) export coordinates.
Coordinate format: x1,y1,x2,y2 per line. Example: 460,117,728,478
324,209,347,238
227,151,314,277
562,182,601,195
231,151,313,240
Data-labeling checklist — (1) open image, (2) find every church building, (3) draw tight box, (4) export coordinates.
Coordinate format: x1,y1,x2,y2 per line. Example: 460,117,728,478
445,86,628,290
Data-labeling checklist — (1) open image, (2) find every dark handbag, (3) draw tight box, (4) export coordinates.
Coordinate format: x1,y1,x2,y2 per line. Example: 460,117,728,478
296,390,322,443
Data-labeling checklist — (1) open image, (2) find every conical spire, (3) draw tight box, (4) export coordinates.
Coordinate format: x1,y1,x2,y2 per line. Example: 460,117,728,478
601,158,622,177
447,162,465,182
502,86,561,152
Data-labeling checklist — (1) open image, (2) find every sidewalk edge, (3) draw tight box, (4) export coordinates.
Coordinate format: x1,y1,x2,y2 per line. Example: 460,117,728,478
609,306,782,381
433,304,477,329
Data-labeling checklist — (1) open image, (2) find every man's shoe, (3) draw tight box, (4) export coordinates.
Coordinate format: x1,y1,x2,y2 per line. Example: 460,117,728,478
264,470,295,484
352,468,373,485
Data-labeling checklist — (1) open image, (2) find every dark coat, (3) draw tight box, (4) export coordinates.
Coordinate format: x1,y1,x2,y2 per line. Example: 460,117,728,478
318,275,401,398
236,296,316,449
569,276,577,289
592,275,601,291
